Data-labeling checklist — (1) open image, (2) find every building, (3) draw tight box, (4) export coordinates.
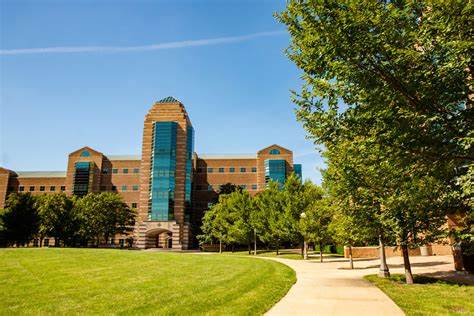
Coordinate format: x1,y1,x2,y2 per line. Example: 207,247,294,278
0,97,302,249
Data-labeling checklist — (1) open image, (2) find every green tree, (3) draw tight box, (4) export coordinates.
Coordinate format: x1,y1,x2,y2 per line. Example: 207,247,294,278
254,182,289,255
0,193,39,246
330,207,376,269
74,193,136,246
198,198,232,253
300,198,333,262
277,0,473,278
36,193,76,247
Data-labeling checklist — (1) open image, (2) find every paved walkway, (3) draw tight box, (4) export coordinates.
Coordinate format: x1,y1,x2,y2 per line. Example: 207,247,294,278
265,255,455,316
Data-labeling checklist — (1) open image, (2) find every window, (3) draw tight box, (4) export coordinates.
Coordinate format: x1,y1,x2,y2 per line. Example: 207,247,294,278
19,186,24,192
132,185,139,191
60,186,66,191
208,185,213,191
251,167,257,173
229,167,235,173
112,168,118,174
241,184,247,189
50,186,55,191
29,186,35,192
218,167,224,173
102,167,109,174
133,168,139,174
123,168,129,174
80,150,90,157
252,184,258,190
240,167,246,173
100,186,106,191
207,168,213,173
269,149,281,155
39,186,45,192
112,185,117,191
121,185,127,192
131,203,137,208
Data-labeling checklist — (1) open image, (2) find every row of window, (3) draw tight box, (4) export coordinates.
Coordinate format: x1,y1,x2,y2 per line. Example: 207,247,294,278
197,167,257,173
18,185,66,192
196,184,258,191
100,185,140,192
102,167,140,175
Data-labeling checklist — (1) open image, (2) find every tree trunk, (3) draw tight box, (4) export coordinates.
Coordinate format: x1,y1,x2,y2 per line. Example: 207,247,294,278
319,243,323,262
401,244,414,284
253,229,257,255
349,245,354,269
276,243,279,256
303,239,308,260
378,235,390,277
219,239,222,254
248,232,251,255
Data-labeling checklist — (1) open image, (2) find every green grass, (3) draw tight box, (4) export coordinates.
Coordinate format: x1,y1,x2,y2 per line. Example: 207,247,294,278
365,274,474,316
0,248,296,315
225,249,343,260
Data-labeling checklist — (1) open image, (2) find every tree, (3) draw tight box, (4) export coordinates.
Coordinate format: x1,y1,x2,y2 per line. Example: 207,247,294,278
254,182,289,255
330,206,376,269
277,0,473,277
300,197,333,262
0,193,39,246
36,193,76,247
198,198,231,253
74,193,136,246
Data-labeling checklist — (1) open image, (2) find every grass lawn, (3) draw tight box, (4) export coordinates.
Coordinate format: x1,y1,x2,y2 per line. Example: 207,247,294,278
365,274,474,316
0,248,296,315
226,249,343,260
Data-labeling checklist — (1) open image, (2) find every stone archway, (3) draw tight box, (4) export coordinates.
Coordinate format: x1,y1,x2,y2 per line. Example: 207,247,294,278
144,228,173,249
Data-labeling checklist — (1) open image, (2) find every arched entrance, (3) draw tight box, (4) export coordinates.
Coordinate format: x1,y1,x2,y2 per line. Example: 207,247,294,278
144,228,173,249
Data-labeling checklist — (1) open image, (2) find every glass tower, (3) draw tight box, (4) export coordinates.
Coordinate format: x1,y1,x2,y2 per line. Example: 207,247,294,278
149,122,177,221
264,159,287,184
294,164,302,180
73,161,91,196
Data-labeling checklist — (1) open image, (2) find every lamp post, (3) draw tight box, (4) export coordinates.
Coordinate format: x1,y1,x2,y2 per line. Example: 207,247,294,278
300,212,308,260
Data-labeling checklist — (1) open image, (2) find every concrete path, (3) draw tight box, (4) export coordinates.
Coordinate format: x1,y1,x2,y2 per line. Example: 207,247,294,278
265,255,455,316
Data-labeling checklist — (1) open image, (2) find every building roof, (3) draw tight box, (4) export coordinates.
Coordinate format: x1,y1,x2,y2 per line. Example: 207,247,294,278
107,155,141,161
156,96,180,104
198,154,256,160
16,171,66,178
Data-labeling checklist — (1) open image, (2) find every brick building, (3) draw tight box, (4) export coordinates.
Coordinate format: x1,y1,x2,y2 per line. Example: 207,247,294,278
0,97,302,249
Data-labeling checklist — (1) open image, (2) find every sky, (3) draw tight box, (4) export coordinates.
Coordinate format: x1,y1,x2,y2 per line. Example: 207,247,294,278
0,0,324,184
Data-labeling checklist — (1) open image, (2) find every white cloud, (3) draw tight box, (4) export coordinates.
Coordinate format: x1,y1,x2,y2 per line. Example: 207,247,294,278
0,31,285,56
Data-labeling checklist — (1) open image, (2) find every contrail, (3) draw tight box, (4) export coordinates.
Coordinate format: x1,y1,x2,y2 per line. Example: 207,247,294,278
0,30,285,56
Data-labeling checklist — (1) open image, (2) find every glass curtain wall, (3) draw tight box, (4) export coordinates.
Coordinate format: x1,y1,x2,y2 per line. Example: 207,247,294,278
264,159,287,185
149,122,177,221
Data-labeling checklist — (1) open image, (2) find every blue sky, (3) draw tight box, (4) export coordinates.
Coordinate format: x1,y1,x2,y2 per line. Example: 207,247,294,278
0,0,324,184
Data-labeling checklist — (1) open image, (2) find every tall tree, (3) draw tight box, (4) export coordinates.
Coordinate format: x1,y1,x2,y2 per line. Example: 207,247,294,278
36,193,76,247
300,197,333,262
74,193,136,246
0,193,39,247
277,0,472,279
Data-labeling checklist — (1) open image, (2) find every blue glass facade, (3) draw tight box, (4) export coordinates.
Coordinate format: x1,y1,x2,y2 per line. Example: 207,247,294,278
264,159,287,184
73,161,91,196
294,164,302,180
184,126,194,222
149,122,177,221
